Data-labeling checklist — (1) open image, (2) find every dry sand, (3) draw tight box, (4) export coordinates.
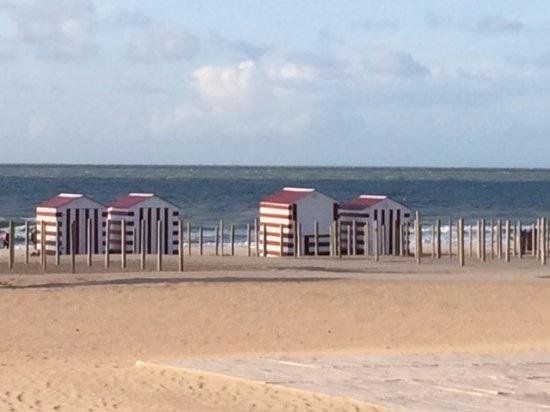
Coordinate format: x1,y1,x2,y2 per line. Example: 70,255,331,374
0,250,550,410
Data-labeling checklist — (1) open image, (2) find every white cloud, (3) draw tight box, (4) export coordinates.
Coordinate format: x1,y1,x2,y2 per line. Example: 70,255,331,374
192,60,256,109
126,25,199,63
3,0,98,61
269,62,318,82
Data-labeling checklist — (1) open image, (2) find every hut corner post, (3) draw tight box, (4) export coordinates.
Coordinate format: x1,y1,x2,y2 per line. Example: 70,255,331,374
436,218,441,259
230,224,235,256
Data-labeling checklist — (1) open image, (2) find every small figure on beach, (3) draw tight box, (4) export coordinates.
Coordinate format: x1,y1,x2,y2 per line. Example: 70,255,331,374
2,231,9,249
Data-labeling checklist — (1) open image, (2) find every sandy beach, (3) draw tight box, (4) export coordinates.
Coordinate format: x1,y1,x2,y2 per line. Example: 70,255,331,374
1,250,549,410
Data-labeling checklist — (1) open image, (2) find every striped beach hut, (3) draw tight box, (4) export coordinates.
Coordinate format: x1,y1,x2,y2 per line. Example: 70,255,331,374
259,187,338,256
338,195,411,255
106,193,180,254
36,193,106,255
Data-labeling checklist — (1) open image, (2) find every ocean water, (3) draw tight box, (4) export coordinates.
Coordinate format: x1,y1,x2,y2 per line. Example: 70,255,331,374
1,164,550,231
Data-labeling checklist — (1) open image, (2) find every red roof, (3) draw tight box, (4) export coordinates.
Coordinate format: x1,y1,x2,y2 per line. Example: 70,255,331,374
108,193,153,209
37,194,84,209
261,188,315,205
340,195,387,210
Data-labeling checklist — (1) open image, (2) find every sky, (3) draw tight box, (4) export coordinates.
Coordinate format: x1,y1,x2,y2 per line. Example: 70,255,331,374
1,0,550,167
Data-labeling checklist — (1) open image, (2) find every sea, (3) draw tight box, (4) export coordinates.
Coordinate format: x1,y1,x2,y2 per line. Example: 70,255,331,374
1,164,549,245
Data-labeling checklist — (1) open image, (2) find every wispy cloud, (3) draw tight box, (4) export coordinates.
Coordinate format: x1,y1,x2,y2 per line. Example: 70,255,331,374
476,15,525,33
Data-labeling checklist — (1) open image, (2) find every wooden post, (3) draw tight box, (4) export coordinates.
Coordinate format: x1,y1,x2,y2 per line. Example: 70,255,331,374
178,219,183,272
53,220,60,266
262,224,267,257
70,220,76,274
436,218,441,259
157,220,163,271
415,212,422,264
448,219,453,259
247,224,251,257
505,220,511,263
532,222,536,257
219,219,224,257
187,222,191,256
279,224,284,257
352,220,357,256
480,219,486,262
490,220,495,259
374,220,379,262
518,220,523,259
512,222,517,257
215,226,219,256
25,221,29,265
293,221,298,258
8,221,14,270
381,224,386,256
141,220,146,271
431,224,436,258
458,218,465,267
255,218,259,257
497,220,502,259
41,220,47,271
105,219,110,268
468,224,473,257
405,222,411,256
199,227,203,256
230,225,235,256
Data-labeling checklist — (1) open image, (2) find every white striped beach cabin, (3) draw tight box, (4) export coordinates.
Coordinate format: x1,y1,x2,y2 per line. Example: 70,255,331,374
259,187,338,257
36,193,106,255
106,193,180,254
338,195,411,255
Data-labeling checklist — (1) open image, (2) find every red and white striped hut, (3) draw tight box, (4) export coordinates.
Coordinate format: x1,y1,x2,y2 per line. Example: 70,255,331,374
259,187,338,256
338,195,411,255
106,193,180,254
36,193,106,255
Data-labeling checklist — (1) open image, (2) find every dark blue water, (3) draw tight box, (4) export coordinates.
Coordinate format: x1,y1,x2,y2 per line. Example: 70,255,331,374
1,165,549,226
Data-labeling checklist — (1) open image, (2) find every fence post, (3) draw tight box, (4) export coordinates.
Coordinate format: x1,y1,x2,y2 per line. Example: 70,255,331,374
366,222,370,257
297,223,302,257
448,219,453,259
41,220,47,271
247,223,251,257
490,220,495,259
8,221,14,270
141,220,146,271
542,218,547,266
374,220,379,262
337,220,342,258
157,220,163,271
70,220,76,274
199,227,203,256
497,220,503,259
215,225,219,256
481,219,486,262
314,221,319,256
187,221,191,256
178,219,183,271
230,225,235,256
219,219,224,257
436,218,441,258
431,224,436,258
352,220,357,256
346,224,351,256
505,220,511,263
517,220,523,259
25,221,30,265
458,218,465,267
415,212,421,264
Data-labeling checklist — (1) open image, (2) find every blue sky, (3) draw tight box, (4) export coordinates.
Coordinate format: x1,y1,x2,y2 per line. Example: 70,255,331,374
1,0,550,167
